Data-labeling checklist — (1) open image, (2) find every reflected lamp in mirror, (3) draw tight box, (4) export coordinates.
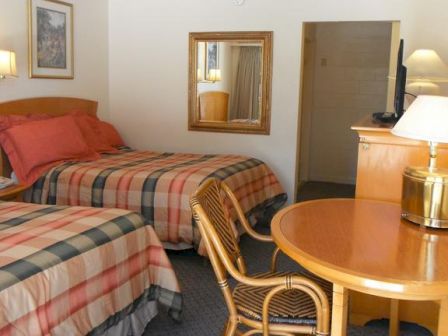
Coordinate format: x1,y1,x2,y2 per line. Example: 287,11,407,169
392,95,448,228
405,49,448,95
208,69,222,82
189,31,273,134
0,50,17,79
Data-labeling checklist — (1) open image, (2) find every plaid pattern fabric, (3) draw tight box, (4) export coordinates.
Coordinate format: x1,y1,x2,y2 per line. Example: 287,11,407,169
0,202,182,335
25,149,287,253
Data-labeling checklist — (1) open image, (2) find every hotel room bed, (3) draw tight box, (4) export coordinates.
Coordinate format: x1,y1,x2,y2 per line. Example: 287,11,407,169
0,201,182,335
24,148,286,253
0,97,287,254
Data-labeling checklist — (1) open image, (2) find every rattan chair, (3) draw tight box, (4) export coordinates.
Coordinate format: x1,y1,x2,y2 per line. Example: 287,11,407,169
190,178,331,336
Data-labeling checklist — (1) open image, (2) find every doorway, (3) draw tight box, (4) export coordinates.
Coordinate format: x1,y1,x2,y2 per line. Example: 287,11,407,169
296,21,398,201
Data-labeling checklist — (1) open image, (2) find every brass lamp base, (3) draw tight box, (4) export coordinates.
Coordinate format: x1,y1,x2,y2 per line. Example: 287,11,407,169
401,212,448,228
401,166,448,229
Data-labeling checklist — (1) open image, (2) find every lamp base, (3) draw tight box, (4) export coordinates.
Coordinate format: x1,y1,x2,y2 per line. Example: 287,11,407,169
401,212,448,229
401,166,448,229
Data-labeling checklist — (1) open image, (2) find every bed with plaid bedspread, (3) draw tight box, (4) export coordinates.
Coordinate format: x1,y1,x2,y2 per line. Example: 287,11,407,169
25,149,287,253
0,201,182,335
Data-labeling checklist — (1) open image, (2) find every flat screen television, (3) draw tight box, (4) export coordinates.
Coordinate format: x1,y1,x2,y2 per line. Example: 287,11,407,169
372,39,407,123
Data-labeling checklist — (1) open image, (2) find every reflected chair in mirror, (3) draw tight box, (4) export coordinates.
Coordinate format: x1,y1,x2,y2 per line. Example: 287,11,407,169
198,91,229,122
190,178,331,336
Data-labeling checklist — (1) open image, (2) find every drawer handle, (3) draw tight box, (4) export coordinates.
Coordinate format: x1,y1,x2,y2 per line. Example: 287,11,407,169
362,143,370,150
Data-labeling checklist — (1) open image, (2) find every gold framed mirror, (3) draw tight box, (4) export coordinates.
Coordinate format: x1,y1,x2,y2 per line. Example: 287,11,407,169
188,31,273,134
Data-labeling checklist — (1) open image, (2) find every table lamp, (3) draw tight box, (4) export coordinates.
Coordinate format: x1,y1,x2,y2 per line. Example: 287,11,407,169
392,95,448,228
405,49,448,95
208,69,222,82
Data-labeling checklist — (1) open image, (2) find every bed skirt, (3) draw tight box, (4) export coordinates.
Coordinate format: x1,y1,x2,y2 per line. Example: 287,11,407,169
89,284,182,336
101,301,157,336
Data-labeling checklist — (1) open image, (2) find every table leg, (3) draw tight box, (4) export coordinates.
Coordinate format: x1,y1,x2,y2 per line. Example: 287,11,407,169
389,299,399,336
331,284,348,336
439,297,448,335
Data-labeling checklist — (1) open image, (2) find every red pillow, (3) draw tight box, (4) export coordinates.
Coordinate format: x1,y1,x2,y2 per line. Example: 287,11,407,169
69,112,119,153
27,113,52,121
0,115,100,186
98,121,125,147
0,113,51,132
69,110,99,120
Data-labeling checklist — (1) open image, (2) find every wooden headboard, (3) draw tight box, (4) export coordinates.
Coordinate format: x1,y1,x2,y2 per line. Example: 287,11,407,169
0,97,98,177
0,97,98,117
198,91,229,122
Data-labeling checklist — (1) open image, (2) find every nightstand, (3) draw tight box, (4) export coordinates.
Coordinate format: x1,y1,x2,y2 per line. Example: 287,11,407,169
0,184,29,202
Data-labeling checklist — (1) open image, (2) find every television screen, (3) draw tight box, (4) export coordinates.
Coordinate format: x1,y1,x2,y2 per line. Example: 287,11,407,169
372,39,407,123
394,39,407,118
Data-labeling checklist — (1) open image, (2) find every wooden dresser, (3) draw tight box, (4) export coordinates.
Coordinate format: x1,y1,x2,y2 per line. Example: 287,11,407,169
351,115,448,334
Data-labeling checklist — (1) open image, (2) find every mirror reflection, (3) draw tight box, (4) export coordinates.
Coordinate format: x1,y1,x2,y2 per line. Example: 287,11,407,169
189,32,272,134
197,41,262,122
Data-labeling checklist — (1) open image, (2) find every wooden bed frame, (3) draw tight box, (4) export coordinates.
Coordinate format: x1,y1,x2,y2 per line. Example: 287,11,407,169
0,97,98,177
0,97,98,117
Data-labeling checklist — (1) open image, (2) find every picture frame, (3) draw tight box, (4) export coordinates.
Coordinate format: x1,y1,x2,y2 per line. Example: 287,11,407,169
205,42,219,81
28,0,74,79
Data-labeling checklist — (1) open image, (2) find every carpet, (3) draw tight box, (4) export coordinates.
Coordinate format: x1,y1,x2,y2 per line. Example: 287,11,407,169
144,230,430,335
145,180,429,335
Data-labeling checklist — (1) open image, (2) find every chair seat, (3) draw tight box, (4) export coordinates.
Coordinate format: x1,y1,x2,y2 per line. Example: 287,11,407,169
234,270,332,326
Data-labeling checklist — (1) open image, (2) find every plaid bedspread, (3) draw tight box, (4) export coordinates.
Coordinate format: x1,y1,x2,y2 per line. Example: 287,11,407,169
0,202,182,335
25,149,287,253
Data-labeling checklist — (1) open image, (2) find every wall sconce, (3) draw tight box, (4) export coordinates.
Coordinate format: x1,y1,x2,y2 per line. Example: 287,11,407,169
0,50,17,79
405,49,448,95
208,69,221,82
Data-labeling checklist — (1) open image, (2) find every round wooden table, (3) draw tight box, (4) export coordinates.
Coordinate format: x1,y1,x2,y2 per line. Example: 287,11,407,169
271,199,448,336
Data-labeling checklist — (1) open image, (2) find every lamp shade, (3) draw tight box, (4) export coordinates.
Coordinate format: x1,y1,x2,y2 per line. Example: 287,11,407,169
208,69,221,81
0,50,17,77
392,95,448,143
405,49,448,83
406,81,440,95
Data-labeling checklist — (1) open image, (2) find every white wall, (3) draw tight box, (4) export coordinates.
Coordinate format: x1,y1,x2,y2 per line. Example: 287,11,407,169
108,0,448,201
0,0,110,119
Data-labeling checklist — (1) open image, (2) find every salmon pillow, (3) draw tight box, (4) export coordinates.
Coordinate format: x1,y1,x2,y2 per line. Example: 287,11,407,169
98,121,125,147
69,112,119,153
0,113,51,132
0,115,100,186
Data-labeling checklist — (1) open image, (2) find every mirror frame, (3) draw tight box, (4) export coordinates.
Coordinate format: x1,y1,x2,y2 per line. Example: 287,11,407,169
188,31,273,135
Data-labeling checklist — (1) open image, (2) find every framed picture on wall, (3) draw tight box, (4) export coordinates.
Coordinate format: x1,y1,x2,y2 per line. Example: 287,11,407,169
205,42,219,81
28,0,74,79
